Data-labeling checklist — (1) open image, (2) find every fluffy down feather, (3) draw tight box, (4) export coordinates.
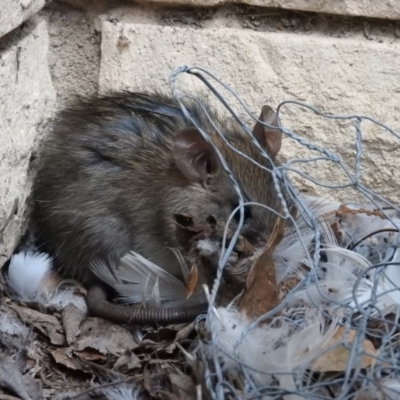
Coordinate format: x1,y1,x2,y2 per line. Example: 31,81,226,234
91,251,207,308
7,252,86,313
207,306,338,390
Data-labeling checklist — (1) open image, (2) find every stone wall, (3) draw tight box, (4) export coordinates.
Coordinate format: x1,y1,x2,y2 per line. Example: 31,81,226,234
1,0,400,266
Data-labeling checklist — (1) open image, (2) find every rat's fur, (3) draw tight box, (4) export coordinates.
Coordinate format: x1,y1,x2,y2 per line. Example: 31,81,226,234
31,92,283,323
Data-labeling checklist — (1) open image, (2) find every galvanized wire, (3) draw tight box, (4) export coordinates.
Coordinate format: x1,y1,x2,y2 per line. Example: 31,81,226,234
169,66,400,400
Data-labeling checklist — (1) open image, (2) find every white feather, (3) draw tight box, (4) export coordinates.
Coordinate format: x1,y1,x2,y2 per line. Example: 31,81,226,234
288,242,400,316
0,312,29,339
355,248,400,317
297,194,342,218
47,288,87,313
91,251,206,308
281,196,400,317
7,251,87,313
7,252,52,301
196,238,220,257
208,306,338,389
198,194,400,398
102,384,143,400
169,247,190,279
381,379,400,400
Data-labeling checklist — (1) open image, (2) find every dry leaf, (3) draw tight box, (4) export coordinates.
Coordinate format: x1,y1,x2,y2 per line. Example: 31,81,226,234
237,250,279,320
73,317,137,356
311,327,377,372
232,235,255,259
238,215,286,320
0,394,24,400
165,321,196,354
8,304,64,345
168,367,197,400
61,305,85,346
114,351,141,372
185,265,198,298
0,305,30,351
49,348,81,371
278,277,300,300
0,354,43,400
77,349,107,362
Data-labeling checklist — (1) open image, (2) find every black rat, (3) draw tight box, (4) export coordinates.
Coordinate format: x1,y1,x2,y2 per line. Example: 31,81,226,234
31,92,283,325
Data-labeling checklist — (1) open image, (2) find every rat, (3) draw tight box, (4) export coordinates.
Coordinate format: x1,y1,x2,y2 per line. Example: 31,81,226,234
31,91,283,325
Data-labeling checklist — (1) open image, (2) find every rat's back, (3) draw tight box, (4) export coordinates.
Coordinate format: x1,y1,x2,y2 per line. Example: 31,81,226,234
32,92,199,282
32,91,283,286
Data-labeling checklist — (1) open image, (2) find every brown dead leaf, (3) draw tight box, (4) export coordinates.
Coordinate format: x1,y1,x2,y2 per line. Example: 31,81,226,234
238,215,286,320
311,327,377,372
320,204,388,221
0,394,22,400
73,317,137,356
8,304,64,346
168,367,197,400
330,222,343,245
237,250,279,320
49,348,81,371
0,305,30,351
278,277,300,300
232,235,255,259
77,349,107,362
73,354,121,379
114,351,141,372
61,305,85,346
165,321,196,354
185,265,198,299
0,353,43,400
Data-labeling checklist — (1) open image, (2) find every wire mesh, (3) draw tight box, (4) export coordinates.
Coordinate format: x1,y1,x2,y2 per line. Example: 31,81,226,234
168,66,400,400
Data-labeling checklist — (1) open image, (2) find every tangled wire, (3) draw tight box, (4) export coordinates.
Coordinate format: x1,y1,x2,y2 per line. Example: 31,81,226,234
168,66,400,400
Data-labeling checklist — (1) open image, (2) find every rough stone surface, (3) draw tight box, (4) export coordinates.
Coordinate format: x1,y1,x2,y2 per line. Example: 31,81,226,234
0,0,46,37
99,19,400,204
1,0,400,266
61,0,400,21
39,2,101,105
249,0,400,21
0,17,56,265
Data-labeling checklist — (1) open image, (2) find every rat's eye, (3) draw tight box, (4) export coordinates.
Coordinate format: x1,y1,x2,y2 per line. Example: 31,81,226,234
232,203,252,223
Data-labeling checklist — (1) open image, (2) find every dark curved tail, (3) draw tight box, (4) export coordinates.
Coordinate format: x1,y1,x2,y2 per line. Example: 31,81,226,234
87,283,208,326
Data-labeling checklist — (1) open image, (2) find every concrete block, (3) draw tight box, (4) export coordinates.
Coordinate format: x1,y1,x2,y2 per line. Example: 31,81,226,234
98,20,400,205
0,0,46,37
41,2,101,105
0,17,56,265
61,0,400,21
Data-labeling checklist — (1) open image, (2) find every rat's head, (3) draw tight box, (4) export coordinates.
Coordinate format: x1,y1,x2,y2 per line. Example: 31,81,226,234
171,105,283,248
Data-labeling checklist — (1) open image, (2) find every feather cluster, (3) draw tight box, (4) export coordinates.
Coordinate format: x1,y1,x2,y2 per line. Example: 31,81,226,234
7,252,87,313
101,383,143,400
88,193,400,397
285,195,400,316
91,251,207,308
0,309,30,340
204,194,400,399
8,195,398,398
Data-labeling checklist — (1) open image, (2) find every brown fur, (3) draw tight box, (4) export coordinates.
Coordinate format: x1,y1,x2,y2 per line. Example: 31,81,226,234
32,92,282,288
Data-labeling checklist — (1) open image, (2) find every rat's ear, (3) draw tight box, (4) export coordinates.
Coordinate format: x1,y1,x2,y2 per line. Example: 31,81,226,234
173,127,220,186
252,105,282,158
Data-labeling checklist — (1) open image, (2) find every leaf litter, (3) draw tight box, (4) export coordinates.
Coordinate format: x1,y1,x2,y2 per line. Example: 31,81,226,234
1,198,400,399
